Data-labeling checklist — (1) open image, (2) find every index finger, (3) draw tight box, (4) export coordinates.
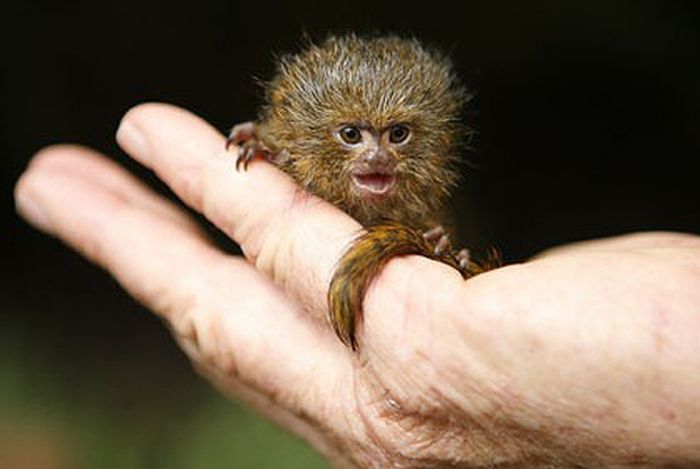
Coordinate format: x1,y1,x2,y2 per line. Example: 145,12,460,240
116,103,361,320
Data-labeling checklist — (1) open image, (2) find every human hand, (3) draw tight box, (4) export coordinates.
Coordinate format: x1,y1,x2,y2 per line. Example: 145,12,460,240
15,103,700,467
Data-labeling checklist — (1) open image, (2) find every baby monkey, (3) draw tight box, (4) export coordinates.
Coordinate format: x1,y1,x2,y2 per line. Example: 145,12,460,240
228,34,492,349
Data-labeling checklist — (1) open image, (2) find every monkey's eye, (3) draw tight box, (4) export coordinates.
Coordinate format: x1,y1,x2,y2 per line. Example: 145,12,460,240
339,126,362,145
389,124,410,144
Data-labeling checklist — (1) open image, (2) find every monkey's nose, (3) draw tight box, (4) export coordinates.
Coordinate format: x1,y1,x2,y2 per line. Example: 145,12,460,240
363,149,395,172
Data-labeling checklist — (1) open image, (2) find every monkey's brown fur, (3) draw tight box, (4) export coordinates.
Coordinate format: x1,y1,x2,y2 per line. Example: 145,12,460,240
328,223,495,348
230,34,495,348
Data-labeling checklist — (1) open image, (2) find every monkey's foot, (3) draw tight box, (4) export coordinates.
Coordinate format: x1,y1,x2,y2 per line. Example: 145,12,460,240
423,225,472,278
422,225,451,256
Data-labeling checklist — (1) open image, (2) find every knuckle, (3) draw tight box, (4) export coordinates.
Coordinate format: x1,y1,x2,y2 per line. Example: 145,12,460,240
156,271,241,378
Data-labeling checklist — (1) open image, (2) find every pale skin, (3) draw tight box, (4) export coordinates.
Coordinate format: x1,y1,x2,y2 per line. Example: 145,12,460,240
14,103,700,467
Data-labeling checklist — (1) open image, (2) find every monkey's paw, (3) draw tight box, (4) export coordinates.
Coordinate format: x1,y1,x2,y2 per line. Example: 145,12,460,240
226,122,265,171
226,122,290,171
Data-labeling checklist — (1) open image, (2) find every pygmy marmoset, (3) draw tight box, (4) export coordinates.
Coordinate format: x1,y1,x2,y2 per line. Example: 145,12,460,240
227,34,494,349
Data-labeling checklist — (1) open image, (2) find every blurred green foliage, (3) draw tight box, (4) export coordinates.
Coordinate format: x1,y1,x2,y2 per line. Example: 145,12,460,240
1,320,328,469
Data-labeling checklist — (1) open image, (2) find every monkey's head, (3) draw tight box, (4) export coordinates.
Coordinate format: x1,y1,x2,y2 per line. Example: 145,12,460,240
258,34,468,226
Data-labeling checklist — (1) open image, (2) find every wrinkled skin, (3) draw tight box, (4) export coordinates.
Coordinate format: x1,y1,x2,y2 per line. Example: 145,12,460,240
15,103,700,468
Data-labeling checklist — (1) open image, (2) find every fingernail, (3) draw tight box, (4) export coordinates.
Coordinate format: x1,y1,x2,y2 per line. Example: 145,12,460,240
15,187,52,233
116,118,147,156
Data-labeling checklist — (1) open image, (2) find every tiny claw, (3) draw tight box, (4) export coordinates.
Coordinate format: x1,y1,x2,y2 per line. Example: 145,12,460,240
456,248,471,271
434,234,450,256
235,148,249,171
225,134,237,151
226,123,250,151
232,136,263,171
423,225,446,243
423,225,452,257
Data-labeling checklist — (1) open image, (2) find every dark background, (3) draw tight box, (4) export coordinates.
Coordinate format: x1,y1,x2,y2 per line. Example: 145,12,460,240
2,1,699,467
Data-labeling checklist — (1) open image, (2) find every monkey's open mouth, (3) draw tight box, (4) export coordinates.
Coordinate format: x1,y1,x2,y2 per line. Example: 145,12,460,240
351,173,396,196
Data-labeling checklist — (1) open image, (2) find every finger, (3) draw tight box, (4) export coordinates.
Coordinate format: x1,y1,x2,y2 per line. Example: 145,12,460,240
14,145,350,416
116,103,361,321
